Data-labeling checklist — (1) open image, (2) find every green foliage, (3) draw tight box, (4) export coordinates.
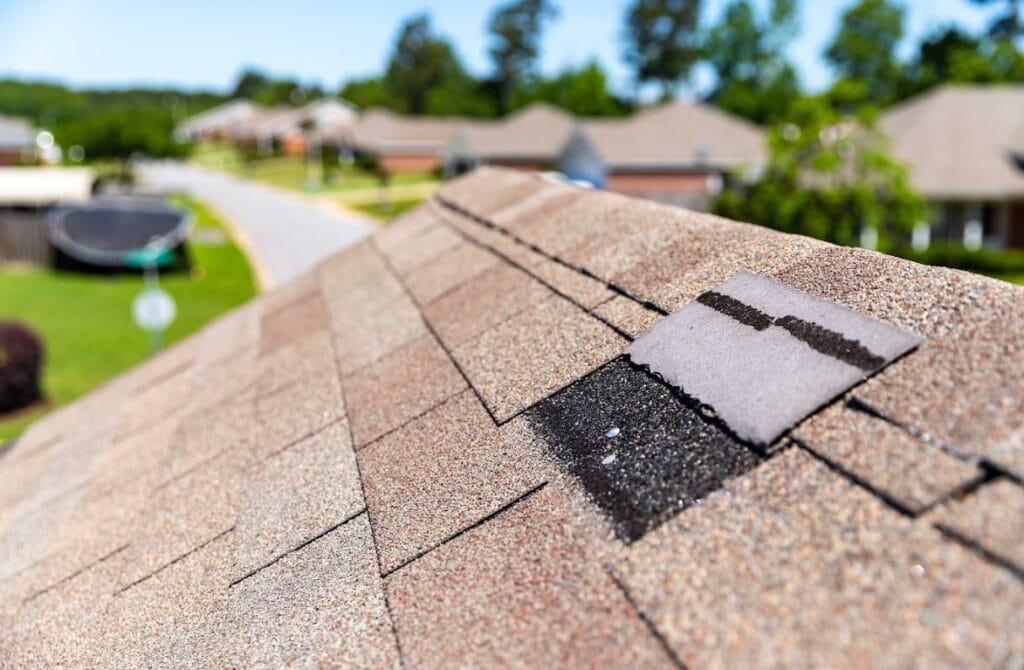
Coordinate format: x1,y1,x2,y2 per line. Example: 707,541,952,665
0,78,222,128
824,0,905,105
902,28,1024,96
385,13,468,114
901,242,1024,274
712,97,925,251
0,196,256,440
0,322,43,414
704,0,801,122
228,68,322,106
339,76,401,110
516,61,630,117
53,105,190,162
488,0,559,112
622,0,703,99
969,0,1022,39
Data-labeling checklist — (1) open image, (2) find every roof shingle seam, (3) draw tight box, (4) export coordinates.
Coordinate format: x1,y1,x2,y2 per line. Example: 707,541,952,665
793,435,984,519
229,508,367,588
369,238,502,427
433,194,668,318
381,481,548,580
22,542,129,605
432,197,661,343
114,524,235,596
933,517,1024,582
322,300,408,669
605,566,689,670
847,396,991,468
353,388,467,454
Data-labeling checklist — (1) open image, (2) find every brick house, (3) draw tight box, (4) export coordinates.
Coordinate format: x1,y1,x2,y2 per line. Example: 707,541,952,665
557,101,766,210
882,85,1024,249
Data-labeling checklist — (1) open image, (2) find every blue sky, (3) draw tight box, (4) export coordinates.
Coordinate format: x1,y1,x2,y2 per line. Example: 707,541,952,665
0,0,1005,96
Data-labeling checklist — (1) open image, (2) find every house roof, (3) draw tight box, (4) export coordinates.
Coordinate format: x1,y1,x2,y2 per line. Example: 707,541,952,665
350,108,461,156
450,103,576,163
882,84,1024,200
2,167,1023,667
177,99,259,138
573,101,767,171
0,115,35,151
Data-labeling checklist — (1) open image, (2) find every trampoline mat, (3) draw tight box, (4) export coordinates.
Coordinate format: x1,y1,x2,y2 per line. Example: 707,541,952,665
58,208,183,252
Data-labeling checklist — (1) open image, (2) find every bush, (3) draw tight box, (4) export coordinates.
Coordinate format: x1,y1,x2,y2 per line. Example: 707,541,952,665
896,243,1024,275
0,322,44,413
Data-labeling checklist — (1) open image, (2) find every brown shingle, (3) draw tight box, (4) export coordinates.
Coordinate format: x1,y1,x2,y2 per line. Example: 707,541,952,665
612,448,1024,668
794,403,982,514
233,421,364,579
345,334,466,448
931,479,1024,572
423,262,553,347
114,453,238,592
195,515,400,668
402,241,500,306
358,390,547,574
592,295,661,339
451,294,626,421
252,371,344,459
386,483,675,668
258,288,327,356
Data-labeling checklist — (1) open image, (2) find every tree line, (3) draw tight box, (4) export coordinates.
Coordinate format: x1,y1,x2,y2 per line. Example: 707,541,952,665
335,0,1023,123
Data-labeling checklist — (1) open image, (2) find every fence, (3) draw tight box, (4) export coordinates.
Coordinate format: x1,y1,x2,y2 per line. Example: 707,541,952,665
0,208,51,266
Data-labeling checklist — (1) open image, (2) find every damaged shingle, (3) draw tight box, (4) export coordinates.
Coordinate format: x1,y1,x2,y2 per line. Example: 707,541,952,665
628,271,922,447
525,357,764,542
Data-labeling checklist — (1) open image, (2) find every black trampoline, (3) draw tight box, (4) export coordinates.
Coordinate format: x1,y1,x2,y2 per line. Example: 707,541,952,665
48,201,190,269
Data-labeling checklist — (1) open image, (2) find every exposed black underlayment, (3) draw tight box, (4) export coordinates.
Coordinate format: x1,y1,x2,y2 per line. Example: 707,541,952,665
525,356,765,543
696,290,886,372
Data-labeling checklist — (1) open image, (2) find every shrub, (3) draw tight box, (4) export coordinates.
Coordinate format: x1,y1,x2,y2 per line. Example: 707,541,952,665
896,243,1024,275
0,322,44,413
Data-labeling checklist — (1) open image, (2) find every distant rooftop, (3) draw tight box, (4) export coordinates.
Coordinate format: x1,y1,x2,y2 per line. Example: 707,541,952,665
883,84,1024,200
1,167,1022,666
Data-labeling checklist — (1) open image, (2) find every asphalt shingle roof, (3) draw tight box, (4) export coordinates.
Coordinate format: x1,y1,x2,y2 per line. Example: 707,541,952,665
882,84,1024,199
1,166,1023,667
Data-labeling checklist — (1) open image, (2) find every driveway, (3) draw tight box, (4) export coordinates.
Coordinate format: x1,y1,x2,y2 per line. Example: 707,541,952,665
139,161,376,289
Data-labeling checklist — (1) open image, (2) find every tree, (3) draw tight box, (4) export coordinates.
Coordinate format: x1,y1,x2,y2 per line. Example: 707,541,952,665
970,0,1022,40
231,69,269,100
622,0,703,100
704,0,801,122
524,61,629,116
824,0,905,105
712,97,924,252
53,105,190,165
385,13,466,114
901,26,1024,97
488,0,559,114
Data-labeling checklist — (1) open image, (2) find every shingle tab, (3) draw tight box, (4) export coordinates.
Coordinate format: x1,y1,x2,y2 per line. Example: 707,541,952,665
359,390,547,574
628,272,921,446
613,448,1024,668
793,402,981,514
386,484,675,668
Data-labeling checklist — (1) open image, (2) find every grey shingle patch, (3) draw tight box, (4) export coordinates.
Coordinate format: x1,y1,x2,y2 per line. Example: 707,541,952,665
628,272,921,446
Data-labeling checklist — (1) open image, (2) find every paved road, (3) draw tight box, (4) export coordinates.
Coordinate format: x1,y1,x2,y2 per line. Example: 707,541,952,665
139,161,375,288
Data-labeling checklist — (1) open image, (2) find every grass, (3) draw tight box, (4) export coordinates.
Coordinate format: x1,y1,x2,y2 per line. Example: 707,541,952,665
190,142,438,195
349,197,426,221
0,196,257,441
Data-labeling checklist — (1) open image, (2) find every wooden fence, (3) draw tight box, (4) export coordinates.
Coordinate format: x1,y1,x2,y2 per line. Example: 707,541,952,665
0,208,51,266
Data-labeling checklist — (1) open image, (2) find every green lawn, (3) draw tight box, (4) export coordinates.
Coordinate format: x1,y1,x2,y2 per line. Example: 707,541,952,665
349,197,426,221
190,143,438,195
0,196,257,441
